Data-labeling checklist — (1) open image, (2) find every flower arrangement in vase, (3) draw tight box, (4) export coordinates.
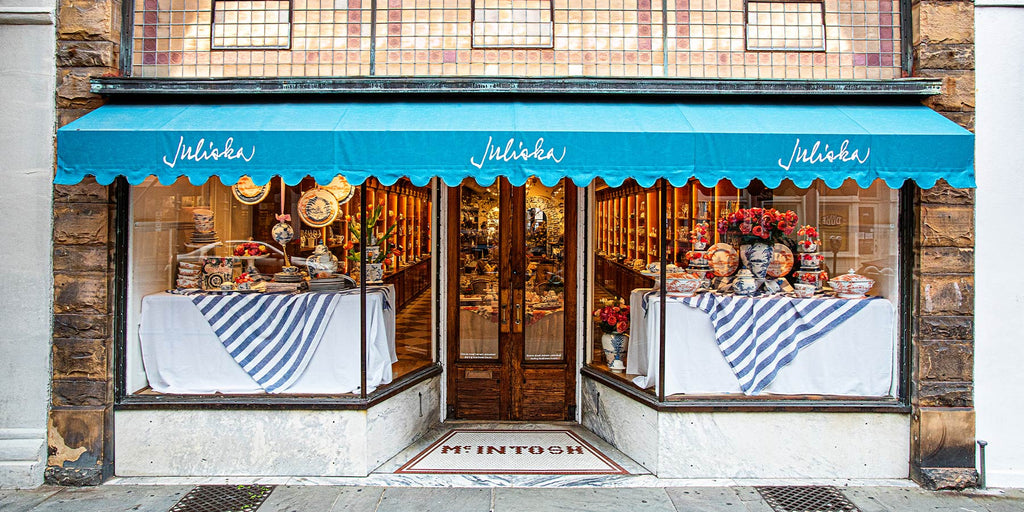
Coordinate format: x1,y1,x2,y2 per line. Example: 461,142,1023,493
689,222,710,251
796,225,820,253
717,208,797,287
593,299,631,372
793,225,827,290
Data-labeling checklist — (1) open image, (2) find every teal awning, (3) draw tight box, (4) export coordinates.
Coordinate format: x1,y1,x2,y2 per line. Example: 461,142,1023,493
55,101,975,188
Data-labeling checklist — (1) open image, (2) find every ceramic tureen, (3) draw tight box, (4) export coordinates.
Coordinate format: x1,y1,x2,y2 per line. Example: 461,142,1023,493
828,269,874,299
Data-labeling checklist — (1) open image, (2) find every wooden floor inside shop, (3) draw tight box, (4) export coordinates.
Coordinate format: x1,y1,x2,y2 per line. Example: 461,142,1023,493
135,290,435,398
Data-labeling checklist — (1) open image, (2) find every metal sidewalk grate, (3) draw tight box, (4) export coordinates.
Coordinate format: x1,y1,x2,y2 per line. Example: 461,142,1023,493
756,486,860,512
168,485,274,512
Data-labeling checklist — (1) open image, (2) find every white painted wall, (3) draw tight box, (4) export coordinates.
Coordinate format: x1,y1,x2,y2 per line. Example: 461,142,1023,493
976,0,1024,488
0,4,56,489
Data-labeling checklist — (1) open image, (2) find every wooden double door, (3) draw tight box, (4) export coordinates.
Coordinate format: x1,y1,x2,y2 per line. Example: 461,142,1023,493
446,178,577,421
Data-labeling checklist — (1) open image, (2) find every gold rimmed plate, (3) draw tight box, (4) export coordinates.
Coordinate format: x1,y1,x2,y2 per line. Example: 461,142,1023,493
297,188,340,228
322,176,355,205
231,176,271,205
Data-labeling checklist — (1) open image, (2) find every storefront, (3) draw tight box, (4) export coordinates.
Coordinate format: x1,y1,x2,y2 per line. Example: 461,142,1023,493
54,99,974,479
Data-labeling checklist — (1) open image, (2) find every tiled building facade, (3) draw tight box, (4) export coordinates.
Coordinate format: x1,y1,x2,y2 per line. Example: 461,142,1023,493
48,0,977,489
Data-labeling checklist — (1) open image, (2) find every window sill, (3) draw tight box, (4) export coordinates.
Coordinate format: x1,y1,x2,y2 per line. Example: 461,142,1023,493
581,365,910,413
115,363,442,410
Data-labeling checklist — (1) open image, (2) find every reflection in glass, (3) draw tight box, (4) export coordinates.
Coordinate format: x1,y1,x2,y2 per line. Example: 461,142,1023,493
525,178,565,361
458,181,501,359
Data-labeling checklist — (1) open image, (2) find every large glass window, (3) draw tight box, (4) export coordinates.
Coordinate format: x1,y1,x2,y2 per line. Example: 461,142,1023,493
589,178,901,399
125,176,434,397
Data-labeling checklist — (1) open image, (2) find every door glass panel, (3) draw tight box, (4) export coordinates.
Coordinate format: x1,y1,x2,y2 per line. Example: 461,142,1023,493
524,178,565,361
458,181,501,359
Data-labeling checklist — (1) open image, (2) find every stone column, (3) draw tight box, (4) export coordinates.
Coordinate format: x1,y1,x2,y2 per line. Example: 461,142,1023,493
48,0,120,486
911,0,978,490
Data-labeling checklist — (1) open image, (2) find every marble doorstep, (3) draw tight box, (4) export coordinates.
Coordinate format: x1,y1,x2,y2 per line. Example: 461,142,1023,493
371,421,651,477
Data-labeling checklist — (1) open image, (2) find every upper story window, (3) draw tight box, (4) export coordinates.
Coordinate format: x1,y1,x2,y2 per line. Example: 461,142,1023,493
130,0,901,79
745,0,825,51
211,0,292,50
472,0,554,48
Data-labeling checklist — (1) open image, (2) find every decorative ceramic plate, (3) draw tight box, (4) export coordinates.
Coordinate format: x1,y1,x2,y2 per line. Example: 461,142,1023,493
708,243,739,277
297,188,340,228
272,222,295,245
322,176,355,205
767,243,795,278
231,176,271,205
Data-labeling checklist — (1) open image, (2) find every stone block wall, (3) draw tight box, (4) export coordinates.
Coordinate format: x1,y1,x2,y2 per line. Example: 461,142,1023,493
910,0,977,490
48,0,120,486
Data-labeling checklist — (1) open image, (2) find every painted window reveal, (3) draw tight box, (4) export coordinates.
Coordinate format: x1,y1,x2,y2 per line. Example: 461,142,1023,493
471,0,554,48
745,1,825,51
211,0,292,49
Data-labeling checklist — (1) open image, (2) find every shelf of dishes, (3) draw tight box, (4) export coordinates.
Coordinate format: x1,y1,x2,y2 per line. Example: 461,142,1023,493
595,179,741,268
291,178,432,274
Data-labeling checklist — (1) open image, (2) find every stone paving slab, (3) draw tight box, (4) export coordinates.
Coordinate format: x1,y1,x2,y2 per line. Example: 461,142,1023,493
258,485,385,512
0,487,62,512
494,487,676,512
23,485,191,512
376,487,492,512
666,487,774,512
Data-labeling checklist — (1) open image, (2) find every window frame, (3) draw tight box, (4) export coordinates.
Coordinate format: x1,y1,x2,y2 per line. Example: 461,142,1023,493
112,178,444,410
581,178,914,412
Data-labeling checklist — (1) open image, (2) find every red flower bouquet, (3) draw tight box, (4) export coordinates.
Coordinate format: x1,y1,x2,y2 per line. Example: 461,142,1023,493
593,302,630,334
717,207,797,245
796,225,820,251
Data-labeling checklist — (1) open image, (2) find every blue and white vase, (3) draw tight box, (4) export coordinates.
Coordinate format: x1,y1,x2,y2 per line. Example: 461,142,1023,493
741,242,774,289
601,333,629,373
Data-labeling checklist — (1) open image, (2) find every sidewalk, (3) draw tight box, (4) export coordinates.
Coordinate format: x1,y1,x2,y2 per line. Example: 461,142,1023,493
2,484,1023,512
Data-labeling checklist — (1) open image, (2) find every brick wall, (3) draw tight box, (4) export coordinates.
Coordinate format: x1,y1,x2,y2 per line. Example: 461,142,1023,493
910,0,977,490
48,0,120,486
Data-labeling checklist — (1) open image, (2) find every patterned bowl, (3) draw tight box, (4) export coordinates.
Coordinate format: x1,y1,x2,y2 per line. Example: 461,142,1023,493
828,269,875,299
665,273,702,297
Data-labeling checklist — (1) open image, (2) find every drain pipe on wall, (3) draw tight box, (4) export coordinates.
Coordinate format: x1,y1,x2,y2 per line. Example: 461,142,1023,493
977,440,988,489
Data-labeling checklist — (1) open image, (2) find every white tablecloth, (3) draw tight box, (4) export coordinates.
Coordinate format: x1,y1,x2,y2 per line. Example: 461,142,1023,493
139,288,396,394
627,290,897,396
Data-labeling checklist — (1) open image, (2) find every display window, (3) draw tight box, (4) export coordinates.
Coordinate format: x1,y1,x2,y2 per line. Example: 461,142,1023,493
588,178,903,400
125,176,434,397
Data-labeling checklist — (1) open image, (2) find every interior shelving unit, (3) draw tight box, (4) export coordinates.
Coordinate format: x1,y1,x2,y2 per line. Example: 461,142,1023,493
594,179,743,300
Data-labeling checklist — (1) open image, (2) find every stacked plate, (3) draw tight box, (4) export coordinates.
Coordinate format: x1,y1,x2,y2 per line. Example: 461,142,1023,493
190,231,219,244
176,261,200,289
307,274,356,292
273,272,304,283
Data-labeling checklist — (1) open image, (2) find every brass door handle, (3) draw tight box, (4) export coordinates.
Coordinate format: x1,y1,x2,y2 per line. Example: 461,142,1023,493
500,289,510,333
513,289,524,333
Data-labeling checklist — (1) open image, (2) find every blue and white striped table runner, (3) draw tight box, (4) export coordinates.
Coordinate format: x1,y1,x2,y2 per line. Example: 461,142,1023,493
677,293,878,395
189,287,392,393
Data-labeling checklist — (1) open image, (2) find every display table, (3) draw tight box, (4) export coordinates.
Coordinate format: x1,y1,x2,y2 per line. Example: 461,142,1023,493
139,287,396,394
626,289,897,396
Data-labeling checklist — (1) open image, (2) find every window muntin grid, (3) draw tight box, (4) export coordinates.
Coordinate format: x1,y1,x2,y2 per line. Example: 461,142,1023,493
131,0,901,79
211,0,292,49
745,1,825,51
